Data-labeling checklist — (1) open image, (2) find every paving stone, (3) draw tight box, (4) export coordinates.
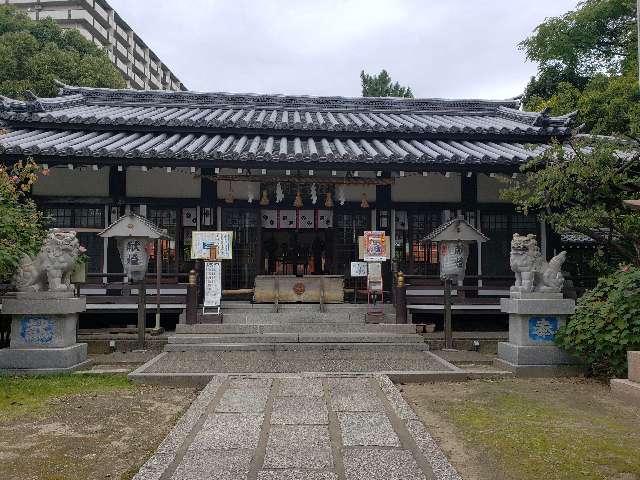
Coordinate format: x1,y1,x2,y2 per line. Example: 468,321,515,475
329,390,384,412
229,377,274,389
406,419,461,480
343,448,426,480
189,413,263,451
258,470,338,480
215,387,269,413
377,375,420,421
338,412,401,447
278,377,324,397
263,425,333,469
171,449,252,480
132,452,173,480
271,397,328,425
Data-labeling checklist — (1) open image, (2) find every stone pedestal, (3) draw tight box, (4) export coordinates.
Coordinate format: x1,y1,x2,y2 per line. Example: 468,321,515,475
493,292,583,377
0,292,89,374
611,351,640,403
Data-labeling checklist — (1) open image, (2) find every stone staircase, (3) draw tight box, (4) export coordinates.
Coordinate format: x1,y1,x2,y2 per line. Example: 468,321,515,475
166,304,427,352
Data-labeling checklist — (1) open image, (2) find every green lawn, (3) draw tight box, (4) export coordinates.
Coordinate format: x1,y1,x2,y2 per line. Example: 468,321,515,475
0,373,133,418
404,379,640,480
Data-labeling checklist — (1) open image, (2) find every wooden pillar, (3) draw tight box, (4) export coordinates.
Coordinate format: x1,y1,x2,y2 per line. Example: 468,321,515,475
186,269,198,324
394,271,407,324
137,278,146,349
443,279,453,349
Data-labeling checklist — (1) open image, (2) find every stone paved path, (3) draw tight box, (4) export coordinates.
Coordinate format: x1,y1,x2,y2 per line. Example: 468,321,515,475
133,374,461,480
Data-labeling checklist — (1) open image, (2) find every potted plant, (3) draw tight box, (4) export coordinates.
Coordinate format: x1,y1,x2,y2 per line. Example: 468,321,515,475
71,245,88,284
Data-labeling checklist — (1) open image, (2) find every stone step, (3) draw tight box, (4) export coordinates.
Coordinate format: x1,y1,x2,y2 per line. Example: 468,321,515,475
168,333,424,344
222,312,367,325
175,323,417,335
164,342,429,352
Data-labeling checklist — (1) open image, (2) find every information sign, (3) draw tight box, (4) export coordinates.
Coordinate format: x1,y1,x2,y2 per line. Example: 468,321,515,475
191,231,233,260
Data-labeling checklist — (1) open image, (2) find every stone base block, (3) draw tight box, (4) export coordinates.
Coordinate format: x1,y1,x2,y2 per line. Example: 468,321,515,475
0,343,89,373
501,297,575,315
2,293,86,315
498,342,578,365
493,358,584,378
610,378,640,403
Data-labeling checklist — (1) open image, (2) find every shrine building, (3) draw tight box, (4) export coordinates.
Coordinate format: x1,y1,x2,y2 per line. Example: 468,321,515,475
0,83,574,320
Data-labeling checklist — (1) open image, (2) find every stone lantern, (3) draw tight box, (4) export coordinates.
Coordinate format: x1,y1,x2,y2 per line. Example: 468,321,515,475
99,214,168,347
425,218,488,283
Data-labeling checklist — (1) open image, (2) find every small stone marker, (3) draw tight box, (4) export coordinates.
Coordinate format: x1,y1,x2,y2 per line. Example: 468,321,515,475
611,351,640,402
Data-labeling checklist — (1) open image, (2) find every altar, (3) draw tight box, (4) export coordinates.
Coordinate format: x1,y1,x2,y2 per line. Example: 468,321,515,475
254,275,344,303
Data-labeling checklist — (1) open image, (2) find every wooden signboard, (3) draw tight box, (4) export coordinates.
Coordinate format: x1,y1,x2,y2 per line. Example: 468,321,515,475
203,261,222,307
191,231,233,260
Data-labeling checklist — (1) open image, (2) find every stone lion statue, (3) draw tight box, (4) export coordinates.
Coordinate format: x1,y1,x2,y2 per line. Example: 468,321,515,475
509,233,567,294
13,229,82,292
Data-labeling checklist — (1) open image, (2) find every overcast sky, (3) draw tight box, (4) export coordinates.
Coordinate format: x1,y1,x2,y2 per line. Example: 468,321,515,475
108,0,578,100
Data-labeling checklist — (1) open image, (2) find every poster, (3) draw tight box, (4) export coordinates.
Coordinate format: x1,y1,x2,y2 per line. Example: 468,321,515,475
191,231,233,260
363,231,387,261
350,261,368,277
203,261,222,307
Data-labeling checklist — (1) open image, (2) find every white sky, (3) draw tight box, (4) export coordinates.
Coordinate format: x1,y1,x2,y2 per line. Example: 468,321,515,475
108,0,579,99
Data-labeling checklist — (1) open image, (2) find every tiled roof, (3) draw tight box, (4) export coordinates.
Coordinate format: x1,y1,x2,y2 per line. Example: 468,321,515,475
0,84,573,168
0,128,543,166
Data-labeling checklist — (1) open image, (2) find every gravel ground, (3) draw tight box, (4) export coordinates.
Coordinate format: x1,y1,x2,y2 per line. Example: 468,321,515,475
145,350,450,373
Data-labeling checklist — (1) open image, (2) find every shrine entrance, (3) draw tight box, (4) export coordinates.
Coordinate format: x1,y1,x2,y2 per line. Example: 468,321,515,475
262,229,332,276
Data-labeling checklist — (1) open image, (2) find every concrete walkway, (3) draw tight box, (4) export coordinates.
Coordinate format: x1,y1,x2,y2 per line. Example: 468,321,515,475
133,374,461,480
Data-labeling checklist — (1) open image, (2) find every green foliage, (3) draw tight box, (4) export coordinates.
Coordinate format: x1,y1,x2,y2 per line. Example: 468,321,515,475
501,140,640,270
0,158,46,282
360,69,413,98
0,5,125,98
520,0,639,135
556,266,640,377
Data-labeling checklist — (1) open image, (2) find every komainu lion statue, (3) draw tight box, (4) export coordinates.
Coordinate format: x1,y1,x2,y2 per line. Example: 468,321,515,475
510,233,567,294
13,229,81,292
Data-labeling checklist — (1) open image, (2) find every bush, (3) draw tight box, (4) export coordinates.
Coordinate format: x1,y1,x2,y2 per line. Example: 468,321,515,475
556,266,640,378
0,159,45,282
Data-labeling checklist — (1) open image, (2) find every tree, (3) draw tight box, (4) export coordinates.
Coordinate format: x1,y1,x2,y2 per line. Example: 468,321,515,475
360,69,414,98
520,0,638,135
501,139,640,271
0,5,125,99
0,158,46,283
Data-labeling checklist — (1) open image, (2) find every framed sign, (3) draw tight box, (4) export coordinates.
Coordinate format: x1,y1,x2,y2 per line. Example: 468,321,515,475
203,261,222,307
191,231,233,260
363,231,387,262
350,261,368,277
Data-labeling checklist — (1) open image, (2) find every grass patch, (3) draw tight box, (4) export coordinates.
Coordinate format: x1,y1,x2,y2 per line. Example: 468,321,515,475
0,373,133,418
446,382,640,480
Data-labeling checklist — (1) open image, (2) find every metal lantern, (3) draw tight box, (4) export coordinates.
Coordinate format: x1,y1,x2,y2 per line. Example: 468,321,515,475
425,218,489,283
99,213,169,283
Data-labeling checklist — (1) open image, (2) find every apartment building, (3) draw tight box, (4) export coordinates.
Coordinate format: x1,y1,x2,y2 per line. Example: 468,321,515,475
5,0,186,91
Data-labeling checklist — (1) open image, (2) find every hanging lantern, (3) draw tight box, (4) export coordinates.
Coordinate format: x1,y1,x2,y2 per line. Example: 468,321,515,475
338,185,346,206
360,192,369,208
225,181,234,204
247,183,254,204
260,190,269,206
293,190,303,209
324,192,334,208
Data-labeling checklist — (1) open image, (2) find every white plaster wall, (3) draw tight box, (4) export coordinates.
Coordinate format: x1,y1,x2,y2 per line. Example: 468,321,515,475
343,184,376,202
477,174,511,203
32,167,110,197
391,174,460,202
127,167,201,198
217,181,260,201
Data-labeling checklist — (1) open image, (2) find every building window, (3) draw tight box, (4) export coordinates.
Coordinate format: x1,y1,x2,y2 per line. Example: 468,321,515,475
42,206,105,273
147,207,178,273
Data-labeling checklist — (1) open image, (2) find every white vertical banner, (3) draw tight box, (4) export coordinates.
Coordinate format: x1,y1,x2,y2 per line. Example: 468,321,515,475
204,261,222,307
